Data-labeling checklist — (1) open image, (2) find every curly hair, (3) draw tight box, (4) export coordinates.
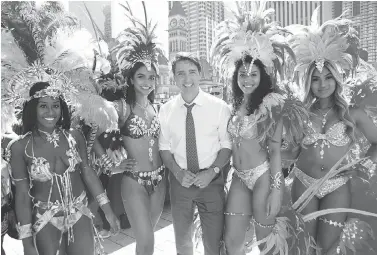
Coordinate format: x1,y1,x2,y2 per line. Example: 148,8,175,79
21,82,70,134
231,55,274,115
303,61,356,143
123,62,156,107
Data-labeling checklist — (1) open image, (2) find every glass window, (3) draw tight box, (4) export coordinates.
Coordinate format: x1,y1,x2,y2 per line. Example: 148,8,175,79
353,1,360,16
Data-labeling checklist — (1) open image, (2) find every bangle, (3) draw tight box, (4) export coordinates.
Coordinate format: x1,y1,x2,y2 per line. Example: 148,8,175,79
17,223,33,239
96,192,110,207
270,172,283,190
361,158,376,178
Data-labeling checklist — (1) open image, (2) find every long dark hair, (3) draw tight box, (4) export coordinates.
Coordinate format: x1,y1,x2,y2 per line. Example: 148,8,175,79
123,62,156,107
231,55,274,115
21,82,70,134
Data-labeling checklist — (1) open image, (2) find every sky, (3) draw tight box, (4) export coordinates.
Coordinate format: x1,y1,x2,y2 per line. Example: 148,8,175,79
112,1,238,56
113,0,169,56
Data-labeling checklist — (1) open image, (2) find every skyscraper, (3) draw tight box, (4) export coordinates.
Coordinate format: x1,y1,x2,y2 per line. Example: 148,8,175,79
243,1,332,27
340,1,377,63
169,1,224,61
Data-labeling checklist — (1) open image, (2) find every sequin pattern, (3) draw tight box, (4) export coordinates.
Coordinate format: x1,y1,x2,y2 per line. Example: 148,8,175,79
293,166,349,199
303,121,351,147
233,161,269,190
227,113,258,146
123,114,160,139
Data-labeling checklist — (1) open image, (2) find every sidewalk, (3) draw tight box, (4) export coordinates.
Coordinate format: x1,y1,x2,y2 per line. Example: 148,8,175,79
3,203,259,255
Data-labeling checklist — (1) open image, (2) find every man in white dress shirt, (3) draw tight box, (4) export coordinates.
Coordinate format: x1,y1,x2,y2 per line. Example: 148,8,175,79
159,53,232,255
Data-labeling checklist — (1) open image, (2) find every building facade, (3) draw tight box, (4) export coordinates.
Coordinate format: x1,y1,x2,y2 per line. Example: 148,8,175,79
168,1,188,61
169,1,224,61
168,1,225,99
340,1,377,63
242,1,332,27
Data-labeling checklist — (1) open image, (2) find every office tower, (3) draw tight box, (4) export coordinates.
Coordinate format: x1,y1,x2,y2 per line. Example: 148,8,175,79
340,1,377,63
169,2,224,61
243,1,332,26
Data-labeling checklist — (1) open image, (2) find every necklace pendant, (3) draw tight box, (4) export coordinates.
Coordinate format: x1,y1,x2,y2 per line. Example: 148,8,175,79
322,118,326,128
39,129,60,148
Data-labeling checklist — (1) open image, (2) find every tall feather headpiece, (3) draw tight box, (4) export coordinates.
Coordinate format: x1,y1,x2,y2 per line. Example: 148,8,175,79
210,0,295,80
1,2,118,132
286,6,360,76
111,2,161,77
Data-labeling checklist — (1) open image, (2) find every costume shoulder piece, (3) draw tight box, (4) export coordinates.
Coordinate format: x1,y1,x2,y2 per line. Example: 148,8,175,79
254,83,309,147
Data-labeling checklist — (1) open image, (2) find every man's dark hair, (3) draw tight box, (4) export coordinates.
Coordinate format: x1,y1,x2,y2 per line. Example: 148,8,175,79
171,52,202,75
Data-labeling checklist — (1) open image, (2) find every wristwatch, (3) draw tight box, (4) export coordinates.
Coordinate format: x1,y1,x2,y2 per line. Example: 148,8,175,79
212,166,220,174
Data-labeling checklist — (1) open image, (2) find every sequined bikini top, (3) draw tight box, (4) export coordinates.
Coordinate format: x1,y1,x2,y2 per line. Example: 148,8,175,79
24,130,82,182
227,113,258,141
120,111,160,139
302,121,351,147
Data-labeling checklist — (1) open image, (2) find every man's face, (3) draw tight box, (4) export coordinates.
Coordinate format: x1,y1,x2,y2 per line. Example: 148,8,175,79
173,60,200,93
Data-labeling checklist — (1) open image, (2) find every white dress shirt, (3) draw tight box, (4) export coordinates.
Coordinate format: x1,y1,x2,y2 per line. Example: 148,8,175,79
159,89,232,170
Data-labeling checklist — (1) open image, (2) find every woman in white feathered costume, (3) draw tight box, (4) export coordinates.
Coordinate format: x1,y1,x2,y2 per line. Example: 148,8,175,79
285,7,377,255
210,2,309,254
1,2,121,254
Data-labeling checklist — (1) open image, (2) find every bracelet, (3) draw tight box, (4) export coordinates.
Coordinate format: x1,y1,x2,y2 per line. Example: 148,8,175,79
270,172,283,190
361,158,376,178
17,223,33,239
96,192,110,207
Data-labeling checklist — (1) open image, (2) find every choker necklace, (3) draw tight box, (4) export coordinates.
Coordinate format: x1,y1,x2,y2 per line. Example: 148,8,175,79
136,101,150,120
38,129,60,148
315,105,334,128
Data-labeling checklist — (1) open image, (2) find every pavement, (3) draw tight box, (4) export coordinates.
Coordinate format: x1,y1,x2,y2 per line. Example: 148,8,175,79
2,202,259,255
3,178,376,255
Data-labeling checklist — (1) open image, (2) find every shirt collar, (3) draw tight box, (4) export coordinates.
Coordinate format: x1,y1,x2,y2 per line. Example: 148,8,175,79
179,88,205,108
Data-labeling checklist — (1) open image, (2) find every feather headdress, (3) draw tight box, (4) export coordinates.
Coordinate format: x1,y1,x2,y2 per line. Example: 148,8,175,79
1,2,118,132
111,2,162,77
210,0,295,80
286,6,360,76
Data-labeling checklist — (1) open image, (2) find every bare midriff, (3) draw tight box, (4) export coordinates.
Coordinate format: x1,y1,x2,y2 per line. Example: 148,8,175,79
296,144,350,179
232,138,268,170
122,136,162,172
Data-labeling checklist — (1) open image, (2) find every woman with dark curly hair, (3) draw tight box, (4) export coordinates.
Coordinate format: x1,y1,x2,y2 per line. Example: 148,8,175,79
211,3,308,254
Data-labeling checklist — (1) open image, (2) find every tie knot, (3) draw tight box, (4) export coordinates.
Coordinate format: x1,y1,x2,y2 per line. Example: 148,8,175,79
185,103,195,112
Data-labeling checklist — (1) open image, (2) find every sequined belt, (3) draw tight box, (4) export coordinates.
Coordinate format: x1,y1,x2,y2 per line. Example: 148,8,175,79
123,165,165,186
33,191,92,234
293,165,349,199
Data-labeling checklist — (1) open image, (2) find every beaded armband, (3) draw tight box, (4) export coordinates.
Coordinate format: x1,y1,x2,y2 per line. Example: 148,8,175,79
96,192,110,207
270,172,283,190
17,223,33,239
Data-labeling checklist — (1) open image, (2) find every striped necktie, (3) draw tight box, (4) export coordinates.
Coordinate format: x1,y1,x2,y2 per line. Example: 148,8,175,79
185,103,199,173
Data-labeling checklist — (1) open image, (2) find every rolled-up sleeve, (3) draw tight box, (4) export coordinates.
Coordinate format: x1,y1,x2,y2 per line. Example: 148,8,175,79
158,105,171,151
218,103,232,149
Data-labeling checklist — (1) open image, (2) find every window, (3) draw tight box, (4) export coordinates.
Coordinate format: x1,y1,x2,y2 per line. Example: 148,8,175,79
291,2,294,24
333,1,343,18
352,1,360,16
283,2,285,27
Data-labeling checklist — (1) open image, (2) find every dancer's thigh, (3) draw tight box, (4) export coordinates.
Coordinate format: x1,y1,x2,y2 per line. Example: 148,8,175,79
35,223,65,255
224,176,253,247
121,176,154,241
150,175,167,228
66,216,95,255
317,182,351,252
